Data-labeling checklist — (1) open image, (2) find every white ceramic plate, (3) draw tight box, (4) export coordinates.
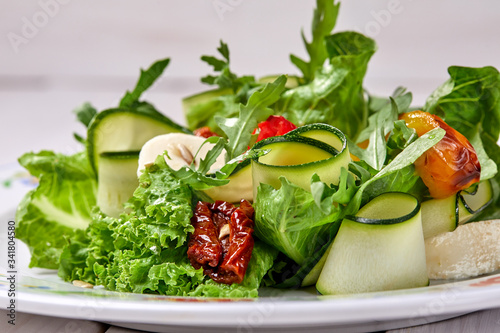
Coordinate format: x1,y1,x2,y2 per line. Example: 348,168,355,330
1,269,500,333
1,164,500,333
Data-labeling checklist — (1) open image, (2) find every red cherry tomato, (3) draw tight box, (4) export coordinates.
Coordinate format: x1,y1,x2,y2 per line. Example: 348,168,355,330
253,115,297,143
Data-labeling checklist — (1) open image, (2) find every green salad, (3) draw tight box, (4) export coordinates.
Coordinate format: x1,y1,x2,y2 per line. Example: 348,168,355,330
15,0,500,298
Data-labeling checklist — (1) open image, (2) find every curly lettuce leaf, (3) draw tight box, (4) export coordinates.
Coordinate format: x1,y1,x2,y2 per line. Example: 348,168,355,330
16,151,97,269
59,155,276,297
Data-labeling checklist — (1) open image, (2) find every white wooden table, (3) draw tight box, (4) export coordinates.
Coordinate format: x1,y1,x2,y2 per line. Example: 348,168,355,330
1,308,500,332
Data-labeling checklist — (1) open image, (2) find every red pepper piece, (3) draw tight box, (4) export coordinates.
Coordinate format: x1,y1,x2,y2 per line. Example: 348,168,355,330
253,115,297,143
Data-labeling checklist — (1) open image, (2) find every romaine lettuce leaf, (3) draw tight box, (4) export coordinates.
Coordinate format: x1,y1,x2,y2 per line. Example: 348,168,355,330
16,151,97,269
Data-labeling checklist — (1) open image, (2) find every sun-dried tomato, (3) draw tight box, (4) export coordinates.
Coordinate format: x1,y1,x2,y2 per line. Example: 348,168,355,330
194,126,219,138
400,110,481,199
187,199,255,284
187,202,222,268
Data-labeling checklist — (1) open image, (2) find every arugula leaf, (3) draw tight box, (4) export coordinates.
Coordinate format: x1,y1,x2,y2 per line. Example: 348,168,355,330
74,102,98,128
166,137,230,191
350,94,412,170
119,58,170,108
217,75,287,160
184,93,239,134
386,119,418,160
16,151,97,269
278,31,376,140
346,128,446,214
358,89,413,143
73,102,98,144
201,40,255,92
290,0,340,82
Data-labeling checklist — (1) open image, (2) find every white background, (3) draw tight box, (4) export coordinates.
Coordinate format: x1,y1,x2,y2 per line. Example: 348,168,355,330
1,0,500,164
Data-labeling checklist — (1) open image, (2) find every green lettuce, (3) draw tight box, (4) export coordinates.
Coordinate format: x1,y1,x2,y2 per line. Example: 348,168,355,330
290,0,340,82
16,151,97,269
183,41,259,133
349,91,413,170
201,40,255,92
346,128,445,213
59,156,277,297
217,76,287,160
119,58,171,109
277,31,376,140
254,177,341,265
424,66,500,219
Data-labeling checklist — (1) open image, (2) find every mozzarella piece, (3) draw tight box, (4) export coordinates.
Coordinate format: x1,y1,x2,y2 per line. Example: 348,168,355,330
426,220,500,279
137,133,226,176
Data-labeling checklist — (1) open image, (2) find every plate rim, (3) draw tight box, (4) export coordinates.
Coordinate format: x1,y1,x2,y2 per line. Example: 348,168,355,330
2,270,500,328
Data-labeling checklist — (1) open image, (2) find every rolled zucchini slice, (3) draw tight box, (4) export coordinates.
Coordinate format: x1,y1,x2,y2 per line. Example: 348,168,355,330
203,161,253,203
458,180,493,224
419,180,493,239
251,124,351,198
316,192,429,295
97,151,139,218
420,194,458,239
87,108,190,175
